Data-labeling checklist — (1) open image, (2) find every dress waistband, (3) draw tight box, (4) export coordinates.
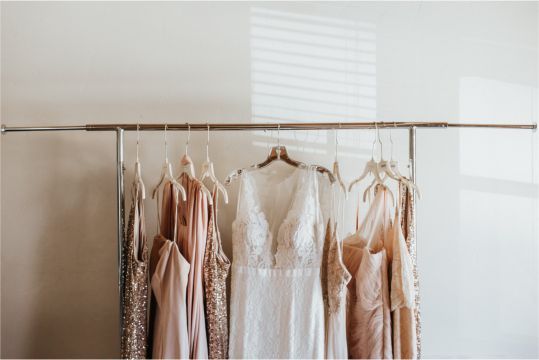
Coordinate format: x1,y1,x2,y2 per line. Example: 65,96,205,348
232,264,321,277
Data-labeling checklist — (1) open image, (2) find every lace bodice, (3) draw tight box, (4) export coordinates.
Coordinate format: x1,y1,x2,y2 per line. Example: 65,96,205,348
232,166,325,269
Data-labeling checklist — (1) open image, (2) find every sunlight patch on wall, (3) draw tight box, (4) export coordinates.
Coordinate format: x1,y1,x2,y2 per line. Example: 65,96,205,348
250,7,377,156
459,77,536,183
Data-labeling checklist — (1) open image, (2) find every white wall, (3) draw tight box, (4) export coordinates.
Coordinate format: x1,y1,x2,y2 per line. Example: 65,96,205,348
1,2,537,358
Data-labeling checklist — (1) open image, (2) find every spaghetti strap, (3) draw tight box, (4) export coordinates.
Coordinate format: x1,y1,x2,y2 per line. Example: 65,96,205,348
154,182,179,241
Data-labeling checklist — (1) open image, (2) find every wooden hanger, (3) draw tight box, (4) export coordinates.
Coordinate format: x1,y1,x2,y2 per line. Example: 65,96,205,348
226,124,335,184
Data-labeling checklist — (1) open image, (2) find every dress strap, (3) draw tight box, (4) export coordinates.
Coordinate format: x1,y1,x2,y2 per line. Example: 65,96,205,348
155,182,179,241
235,172,245,218
310,165,321,224
155,186,162,235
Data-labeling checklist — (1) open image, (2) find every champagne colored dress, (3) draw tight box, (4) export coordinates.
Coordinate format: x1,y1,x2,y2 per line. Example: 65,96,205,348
343,187,393,359
150,183,190,359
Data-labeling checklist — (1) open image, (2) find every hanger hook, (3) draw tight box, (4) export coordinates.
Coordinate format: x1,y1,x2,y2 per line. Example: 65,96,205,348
136,122,140,162
377,122,384,161
164,123,169,162
390,121,396,161
206,122,210,161
335,122,341,162
185,122,191,156
264,129,270,154
277,123,281,159
371,122,377,161
277,123,281,148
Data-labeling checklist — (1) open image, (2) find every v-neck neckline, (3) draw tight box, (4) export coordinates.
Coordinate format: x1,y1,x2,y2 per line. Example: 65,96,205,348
244,165,307,244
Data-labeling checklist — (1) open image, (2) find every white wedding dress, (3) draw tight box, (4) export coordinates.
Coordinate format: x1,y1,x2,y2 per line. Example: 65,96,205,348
229,164,329,359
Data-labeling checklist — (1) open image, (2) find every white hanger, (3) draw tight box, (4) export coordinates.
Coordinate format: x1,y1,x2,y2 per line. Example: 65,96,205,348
178,123,213,205
200,123,229,204
180,123,196,178
378,126,402,183
348,122,386,192
134,122,146,199
332,124,348,199
225,122,335,184
361,123,394,203
152,124,187,201
382,122,421,199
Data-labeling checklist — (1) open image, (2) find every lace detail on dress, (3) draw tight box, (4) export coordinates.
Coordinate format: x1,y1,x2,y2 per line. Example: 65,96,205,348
232,173,274,268
232,168,324,269
229,165,329,359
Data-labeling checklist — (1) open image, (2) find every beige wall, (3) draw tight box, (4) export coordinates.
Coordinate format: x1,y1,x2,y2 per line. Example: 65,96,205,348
2,2,538,358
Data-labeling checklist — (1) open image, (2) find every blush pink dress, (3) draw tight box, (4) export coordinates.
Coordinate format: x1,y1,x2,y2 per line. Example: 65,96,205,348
150,183,190,359
343,187,393,359
176,173,209,359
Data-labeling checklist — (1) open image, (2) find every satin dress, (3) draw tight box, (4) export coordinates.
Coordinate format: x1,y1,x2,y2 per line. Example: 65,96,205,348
150,183,190,359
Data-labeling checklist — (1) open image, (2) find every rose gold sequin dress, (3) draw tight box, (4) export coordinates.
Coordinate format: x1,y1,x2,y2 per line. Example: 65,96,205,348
203,190,231,359
121,180,149,359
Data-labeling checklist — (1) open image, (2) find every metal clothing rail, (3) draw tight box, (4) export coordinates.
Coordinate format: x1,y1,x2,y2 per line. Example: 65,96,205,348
1,121,538,132
1,120,536,349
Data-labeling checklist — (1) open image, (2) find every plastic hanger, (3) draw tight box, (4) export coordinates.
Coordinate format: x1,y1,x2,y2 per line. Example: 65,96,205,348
180,123,196,178
332,124,348,198
178,123,213,205
382,122,421,199
348,122,386,192
134,122,146,199
152,124,187,201
378,127,402,183
226,123,335,184
200,123,229,204
361,124,394,203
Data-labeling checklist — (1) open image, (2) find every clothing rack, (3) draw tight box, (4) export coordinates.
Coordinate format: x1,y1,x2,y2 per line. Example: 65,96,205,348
2,120,536,347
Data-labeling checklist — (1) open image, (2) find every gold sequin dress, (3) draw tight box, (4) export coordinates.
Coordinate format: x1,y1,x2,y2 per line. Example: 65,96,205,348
121,180,149,359
322,219,352,359
387,183,418,359
398,181,422,358
203,190,231,359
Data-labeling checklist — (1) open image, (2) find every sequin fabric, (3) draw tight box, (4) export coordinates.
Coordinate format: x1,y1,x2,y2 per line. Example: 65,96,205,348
203,191,231,359
399,181,422,359
121,182,149,359
322,221,351,314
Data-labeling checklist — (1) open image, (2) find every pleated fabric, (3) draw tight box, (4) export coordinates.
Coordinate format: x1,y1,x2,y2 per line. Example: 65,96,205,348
343,187,393,359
